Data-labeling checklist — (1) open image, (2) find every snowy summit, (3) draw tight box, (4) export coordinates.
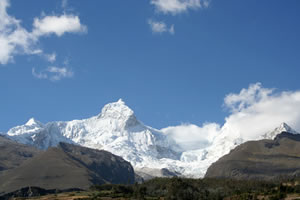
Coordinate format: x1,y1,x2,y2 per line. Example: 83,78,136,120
261,122,299,140
4,100,300,178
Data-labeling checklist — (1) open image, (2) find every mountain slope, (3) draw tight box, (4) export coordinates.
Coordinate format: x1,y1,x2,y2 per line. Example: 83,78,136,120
205,131,300,180
0,143,134,194
6,118,74,150
0,135,41,172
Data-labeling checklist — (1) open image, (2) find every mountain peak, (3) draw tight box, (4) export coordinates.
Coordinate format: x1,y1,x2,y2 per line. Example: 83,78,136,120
261,122,299,140
117,98,125,105
98,99,139,128
273,122,298,135
25,118,43,127
99,99,133,117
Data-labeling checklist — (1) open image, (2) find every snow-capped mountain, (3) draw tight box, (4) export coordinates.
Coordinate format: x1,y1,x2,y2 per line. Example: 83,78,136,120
6,99,181,171
260,122,299,140
4,99,299,178
7,118,74,149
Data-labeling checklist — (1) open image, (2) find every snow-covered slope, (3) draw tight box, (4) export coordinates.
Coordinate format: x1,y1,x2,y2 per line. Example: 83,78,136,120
260,122,299,140
6,99,181,172
4,99,299,178
7,118,73,149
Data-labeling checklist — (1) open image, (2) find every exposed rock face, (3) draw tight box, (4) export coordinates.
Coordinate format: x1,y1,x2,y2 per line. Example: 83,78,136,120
58,142,135,184
205,132,300,180
0,143,135,194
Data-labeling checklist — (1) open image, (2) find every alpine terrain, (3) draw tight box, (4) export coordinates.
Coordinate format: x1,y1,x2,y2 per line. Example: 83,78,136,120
205,128,300,180
3,99,300,178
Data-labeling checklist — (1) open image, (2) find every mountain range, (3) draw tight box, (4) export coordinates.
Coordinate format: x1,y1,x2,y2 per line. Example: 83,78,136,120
2,99,300,178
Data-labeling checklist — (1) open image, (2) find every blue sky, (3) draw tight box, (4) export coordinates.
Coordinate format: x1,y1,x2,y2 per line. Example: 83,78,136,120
1,0,300,132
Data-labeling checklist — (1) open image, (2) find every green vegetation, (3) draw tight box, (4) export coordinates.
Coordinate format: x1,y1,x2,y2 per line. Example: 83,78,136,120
87,177,300,200
7,177,300,200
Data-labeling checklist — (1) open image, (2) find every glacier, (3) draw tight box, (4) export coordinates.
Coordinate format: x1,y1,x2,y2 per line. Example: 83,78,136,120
4,99,299,178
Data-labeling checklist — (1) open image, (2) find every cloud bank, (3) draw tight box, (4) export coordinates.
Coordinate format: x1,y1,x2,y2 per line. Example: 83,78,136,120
0,0,86,66
162,83,300,150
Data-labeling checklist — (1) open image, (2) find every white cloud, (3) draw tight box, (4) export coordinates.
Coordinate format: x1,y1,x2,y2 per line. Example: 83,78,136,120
151,0,210,15
162,83,300,151
223,83,300,140
148,19,175,34
44,52,56,63
0,36,14,64
224,83,273,113
32,14,87,37
32,66,73,81
161,123,220,150
0,0,37,64
148,0,210,34
32,68,47,79
0,0,86,65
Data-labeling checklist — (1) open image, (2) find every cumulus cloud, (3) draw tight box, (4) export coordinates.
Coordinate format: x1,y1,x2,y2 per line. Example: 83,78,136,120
0,0,86,65
0,0,38,64
151,0,210,15
162,83,300,151
32,14,87,37
223,83,300,140
224,83,274,113
148,19,175,34
32,66,73,81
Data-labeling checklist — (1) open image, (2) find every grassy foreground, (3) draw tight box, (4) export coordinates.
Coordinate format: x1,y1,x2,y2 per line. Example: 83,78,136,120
9,177,300,200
